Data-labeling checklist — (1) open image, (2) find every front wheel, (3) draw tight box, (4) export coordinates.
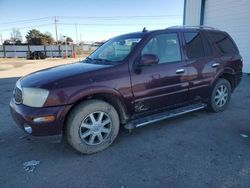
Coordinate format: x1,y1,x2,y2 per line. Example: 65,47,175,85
208,78,231,112
66,100,120,154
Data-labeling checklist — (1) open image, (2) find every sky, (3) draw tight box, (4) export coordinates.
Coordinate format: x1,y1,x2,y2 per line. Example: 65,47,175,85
0,0,184,43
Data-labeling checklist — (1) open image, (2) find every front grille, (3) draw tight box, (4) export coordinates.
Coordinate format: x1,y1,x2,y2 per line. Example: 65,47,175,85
14,87,22,104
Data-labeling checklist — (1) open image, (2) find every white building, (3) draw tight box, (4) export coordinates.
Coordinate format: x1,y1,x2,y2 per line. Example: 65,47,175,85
183,0,250,73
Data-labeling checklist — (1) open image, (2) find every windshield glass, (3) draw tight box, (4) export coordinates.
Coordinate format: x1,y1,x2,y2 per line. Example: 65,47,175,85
87,35,142,64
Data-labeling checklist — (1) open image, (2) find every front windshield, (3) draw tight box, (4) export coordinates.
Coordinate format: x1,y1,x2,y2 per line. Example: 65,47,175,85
88,35,142,64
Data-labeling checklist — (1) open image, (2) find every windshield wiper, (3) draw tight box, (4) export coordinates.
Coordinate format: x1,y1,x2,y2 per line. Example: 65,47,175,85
84,57,113,65
83,57,92,63
93,58,113,64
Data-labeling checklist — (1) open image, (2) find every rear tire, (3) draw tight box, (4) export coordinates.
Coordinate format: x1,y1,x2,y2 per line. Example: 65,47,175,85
208,78,231,112
66,99,120,154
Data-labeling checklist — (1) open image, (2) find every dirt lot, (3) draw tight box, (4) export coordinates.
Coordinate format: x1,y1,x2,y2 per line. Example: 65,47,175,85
0,58,84,78
0,59,250,188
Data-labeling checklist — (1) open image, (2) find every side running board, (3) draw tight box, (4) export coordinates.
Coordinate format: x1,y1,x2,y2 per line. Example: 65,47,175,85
125,103,207,129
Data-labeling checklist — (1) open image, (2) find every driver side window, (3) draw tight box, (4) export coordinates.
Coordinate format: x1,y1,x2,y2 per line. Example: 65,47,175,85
142,33,181,64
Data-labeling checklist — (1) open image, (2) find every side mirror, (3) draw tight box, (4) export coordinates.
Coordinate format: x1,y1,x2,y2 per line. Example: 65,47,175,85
139,54,159,66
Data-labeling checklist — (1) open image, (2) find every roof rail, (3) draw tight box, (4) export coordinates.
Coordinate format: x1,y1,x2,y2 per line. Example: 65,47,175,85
167,25,218,30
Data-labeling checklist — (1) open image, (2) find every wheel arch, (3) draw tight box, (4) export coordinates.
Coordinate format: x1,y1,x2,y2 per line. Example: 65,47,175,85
214,67,236,92
62,88,130,135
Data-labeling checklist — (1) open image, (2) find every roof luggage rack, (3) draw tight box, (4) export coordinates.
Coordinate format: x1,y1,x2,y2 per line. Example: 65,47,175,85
167,25,218,30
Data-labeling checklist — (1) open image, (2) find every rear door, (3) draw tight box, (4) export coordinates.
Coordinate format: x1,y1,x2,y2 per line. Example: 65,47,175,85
130,32,189,114
182,30,217,102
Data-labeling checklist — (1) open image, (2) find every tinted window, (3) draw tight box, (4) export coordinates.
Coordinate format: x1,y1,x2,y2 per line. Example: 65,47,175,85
184,32,204,59
142,33,181,64
208,32,238,55
202,35,213,56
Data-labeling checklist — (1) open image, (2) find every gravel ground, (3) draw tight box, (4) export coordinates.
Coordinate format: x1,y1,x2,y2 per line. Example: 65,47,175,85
0,58,83,78
0,59,250,188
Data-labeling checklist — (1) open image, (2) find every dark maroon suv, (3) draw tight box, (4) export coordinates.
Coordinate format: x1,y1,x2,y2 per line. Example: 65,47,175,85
10,26,243,154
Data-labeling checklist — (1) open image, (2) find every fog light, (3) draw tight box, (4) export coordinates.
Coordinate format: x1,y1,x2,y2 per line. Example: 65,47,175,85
33,116,55,123
24,124,32,134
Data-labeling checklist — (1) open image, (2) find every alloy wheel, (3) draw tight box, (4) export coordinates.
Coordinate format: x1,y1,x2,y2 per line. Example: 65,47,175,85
214,85,228,107
79,111,112,145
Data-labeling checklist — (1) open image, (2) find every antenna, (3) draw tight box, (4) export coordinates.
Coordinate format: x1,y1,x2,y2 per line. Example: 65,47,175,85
142,27,147,32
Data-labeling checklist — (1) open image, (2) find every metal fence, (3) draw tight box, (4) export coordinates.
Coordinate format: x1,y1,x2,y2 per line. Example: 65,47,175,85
0,44,98,58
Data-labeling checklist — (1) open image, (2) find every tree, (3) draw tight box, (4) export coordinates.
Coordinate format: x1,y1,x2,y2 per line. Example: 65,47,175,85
59,35,73,44
3,40,11,45
26,29,54,45
10,28,22,44
26,29,42,45
40,32,54,45
66,37,73,44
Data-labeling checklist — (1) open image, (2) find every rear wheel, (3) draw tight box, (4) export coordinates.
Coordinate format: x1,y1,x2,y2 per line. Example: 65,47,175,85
66,100,120,154
208,78,231,112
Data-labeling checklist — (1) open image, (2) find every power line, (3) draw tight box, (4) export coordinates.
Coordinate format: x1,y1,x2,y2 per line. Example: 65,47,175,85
0,17,52,25
0,14,182,32
58,22,178,26
57,14,182,20
0,21,180,32
0,14,182,25
0,24,54,32
0,15,182,41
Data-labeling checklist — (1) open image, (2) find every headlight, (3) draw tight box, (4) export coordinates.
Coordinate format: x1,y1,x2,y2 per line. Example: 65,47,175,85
22,87,49,107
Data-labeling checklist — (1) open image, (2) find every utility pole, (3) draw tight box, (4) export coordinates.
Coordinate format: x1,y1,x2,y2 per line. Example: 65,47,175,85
0,33,2,45
63,36,68,58
75,24,79,45
13,42,16,58
54,17,58,45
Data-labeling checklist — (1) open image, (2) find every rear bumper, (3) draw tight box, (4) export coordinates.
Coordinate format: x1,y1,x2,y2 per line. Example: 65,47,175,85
9,99,72,136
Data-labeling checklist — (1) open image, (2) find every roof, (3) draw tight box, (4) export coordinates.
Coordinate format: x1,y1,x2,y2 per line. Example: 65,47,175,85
116,25,221,38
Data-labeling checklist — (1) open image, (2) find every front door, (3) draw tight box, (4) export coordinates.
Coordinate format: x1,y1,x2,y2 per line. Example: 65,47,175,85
130,32,189,114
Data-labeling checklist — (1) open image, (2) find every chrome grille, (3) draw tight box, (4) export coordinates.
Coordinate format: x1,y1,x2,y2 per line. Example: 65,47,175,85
14,87,22,104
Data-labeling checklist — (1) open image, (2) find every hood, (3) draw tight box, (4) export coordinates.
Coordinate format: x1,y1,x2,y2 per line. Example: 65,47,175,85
20,62,111,88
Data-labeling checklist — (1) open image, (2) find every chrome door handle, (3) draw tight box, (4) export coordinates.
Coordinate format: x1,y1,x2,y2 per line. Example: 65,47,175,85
212,63,220,68
176,68,185,74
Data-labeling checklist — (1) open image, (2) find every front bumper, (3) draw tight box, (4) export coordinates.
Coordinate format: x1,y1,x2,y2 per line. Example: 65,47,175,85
9,99,72,136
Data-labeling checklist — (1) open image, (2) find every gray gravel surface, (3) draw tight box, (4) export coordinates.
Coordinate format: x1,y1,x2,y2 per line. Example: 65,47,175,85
0,75,250,188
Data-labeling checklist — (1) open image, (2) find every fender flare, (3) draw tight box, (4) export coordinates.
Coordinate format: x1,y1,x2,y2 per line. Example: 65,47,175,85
67,86,125,105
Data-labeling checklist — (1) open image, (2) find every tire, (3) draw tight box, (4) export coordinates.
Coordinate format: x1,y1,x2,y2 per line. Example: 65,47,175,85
208,78,231,112
66,99,120,154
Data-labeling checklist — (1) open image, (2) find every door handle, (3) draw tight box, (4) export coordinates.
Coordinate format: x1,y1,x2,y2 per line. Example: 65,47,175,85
176,68,185,74
212,63,220,68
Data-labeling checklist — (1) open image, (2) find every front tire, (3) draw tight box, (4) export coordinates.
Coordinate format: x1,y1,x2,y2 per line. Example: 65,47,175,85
208,78,231,112
66,100,120,154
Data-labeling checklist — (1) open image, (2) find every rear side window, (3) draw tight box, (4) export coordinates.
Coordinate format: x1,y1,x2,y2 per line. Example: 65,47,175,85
184,32,204,59
208,32,238,55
